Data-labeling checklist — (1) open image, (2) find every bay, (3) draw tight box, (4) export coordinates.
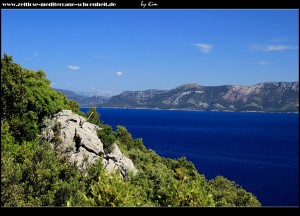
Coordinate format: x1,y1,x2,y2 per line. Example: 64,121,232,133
81,108,299,206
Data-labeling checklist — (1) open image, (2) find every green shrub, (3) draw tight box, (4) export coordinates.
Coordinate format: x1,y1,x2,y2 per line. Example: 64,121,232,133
1,54,73,143
208,176,261,207
86,107,101,126
97,125,116,154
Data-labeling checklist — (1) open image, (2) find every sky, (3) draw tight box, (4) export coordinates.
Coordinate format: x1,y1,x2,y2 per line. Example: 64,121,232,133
2,9,299,96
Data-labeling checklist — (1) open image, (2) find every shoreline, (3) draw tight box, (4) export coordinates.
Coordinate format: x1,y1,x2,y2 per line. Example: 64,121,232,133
80,107,299,114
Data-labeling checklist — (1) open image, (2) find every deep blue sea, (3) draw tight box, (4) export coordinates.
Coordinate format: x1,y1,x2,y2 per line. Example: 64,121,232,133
81,108,299,206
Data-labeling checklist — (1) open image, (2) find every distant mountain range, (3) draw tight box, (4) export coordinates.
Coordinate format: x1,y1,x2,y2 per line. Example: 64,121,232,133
54,88,108,107
54,81,299,112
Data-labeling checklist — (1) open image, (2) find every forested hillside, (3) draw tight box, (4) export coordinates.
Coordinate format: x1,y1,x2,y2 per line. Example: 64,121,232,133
1,54,261,207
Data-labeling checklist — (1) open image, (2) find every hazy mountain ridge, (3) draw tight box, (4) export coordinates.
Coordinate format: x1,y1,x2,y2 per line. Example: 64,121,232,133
54,88,109,107
101,82,299,112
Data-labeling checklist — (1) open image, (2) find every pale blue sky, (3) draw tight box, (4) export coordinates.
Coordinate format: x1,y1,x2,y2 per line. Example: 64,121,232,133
2,9,299,96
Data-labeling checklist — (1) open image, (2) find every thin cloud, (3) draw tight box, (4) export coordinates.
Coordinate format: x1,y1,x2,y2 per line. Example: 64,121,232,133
265,45,298,51
251,44,298,52
22,52,39,62
116,71,123,77
67,65,80,70
257,60,270,65
193,43,213,53
50,82,56,86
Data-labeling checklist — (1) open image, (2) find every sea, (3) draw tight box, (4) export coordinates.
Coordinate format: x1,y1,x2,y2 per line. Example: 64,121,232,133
81,108,299,206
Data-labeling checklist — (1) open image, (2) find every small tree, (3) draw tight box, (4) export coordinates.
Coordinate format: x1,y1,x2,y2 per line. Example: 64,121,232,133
97,126,116,154
68,100,80,113
86,107,101,126
115,126,134,151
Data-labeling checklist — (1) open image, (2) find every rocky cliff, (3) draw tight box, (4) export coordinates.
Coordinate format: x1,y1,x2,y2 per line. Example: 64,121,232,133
40,110,137,177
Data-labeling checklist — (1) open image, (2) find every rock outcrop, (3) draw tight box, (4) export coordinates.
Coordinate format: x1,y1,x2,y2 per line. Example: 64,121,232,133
103,143,137,177
40,110,137,177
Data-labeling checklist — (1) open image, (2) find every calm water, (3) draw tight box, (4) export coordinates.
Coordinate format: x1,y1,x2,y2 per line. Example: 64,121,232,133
81,108,299,206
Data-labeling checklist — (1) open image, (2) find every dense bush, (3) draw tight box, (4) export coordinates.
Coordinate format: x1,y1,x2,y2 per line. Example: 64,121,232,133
208,176,261,207
68,159,145,207
1,122,84,206
1,53,81,142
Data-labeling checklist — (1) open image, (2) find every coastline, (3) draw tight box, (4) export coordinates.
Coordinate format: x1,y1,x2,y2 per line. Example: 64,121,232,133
80,107,299,114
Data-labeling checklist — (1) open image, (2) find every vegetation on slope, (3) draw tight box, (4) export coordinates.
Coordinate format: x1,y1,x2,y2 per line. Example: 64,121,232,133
1,54,261,207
